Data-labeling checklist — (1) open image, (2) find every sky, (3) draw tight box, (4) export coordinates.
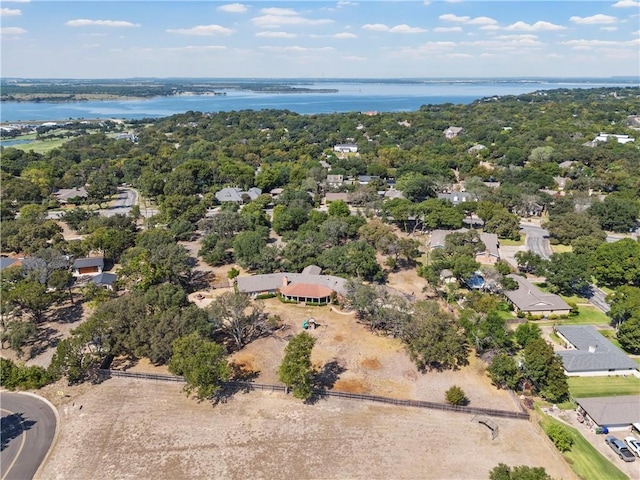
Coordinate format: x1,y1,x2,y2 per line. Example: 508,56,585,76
1,0,639,78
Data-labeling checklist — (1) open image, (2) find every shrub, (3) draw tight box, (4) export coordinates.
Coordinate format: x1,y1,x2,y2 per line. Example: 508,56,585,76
445,385,468,406
544,422,574,452
0,358,52,391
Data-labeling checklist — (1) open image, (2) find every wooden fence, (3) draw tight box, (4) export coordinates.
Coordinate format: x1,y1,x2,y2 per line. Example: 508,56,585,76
98,369,529,421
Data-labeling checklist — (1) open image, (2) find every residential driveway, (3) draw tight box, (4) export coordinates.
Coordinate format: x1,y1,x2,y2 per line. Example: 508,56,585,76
545,407,640,480
520,222,552,260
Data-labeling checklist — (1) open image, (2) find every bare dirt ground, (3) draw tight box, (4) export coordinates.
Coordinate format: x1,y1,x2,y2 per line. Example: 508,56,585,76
36,378,576,480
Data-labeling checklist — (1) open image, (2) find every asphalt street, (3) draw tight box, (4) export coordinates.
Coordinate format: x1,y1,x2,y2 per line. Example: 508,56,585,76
1,392,57,480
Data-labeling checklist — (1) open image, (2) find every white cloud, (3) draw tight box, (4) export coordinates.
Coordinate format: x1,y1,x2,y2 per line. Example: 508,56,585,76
0,26,26,35
333,32,357,38
612,0,639,7
423,0,431,5
258,45,334,53
570,14,617,25
439,14,470,23
218,3,248,14
337,1,359,6
252,14,333,27
81,43,101,48
467,16,497,26
260,8,298,16
493,34,539,41
256,31,297,38
167,25,234,36
389,24,427,34
1,0,29,2
479,25,501,31
164,45,227,52
504,21,565,31
447,53,472,58
434,27,463,33
65,19,141,27
342,55,366,61
563,38,639,48
362,23,389,31
1,8,21,16
601,26,618,31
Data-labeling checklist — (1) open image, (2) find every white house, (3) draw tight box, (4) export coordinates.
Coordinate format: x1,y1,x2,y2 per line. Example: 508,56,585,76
592,133,635,144
333,143,358,153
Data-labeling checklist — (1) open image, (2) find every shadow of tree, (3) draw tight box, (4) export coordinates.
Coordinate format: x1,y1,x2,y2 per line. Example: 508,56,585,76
27,326,60,360
307,359,346,404
1,413,36,451
50,301,85,324
211,362,260,405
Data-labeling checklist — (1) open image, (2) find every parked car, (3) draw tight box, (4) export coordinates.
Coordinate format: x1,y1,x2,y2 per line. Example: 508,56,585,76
625,436,640,457
606,436,636,462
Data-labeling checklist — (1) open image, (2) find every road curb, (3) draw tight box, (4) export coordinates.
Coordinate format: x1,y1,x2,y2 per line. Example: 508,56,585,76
18,391,61,480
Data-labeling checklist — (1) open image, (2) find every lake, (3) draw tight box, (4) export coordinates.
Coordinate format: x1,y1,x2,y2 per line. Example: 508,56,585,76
1,79,635,122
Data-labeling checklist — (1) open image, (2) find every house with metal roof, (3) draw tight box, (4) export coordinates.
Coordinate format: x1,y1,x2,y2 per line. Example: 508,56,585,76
72,257,104,276
91,272,118,291
443,126,464,139
437,192,478,206
503,274,570,316
333,143,358,153
555,325,639,377
576,396,640,431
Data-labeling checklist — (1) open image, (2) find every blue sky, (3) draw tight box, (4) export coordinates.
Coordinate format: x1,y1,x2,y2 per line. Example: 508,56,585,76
1,1,639,78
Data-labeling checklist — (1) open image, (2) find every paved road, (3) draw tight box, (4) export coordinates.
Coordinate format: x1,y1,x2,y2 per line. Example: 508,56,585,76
1,392,57,480
520,223,552,260
99,187,138,217
587,286,611,313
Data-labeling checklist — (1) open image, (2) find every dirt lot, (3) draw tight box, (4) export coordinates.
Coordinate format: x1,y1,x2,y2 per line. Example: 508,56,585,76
36,378,575,480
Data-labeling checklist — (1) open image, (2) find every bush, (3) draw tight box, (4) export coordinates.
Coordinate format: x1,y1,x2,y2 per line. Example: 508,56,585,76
0,358,52,391
544,422,574,452
445,385,468,406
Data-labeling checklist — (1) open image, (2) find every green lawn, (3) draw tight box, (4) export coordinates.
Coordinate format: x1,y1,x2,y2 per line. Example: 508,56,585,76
550,244,573,254
539,306,610,326
537,410,628,480
10,137,70,153
499,236,525,246
534,283,589,305
568,376,640,398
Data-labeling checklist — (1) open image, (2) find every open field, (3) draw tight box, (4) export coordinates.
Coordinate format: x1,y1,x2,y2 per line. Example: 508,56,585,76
6,137,70,153
537,410,628,480
36,378,576,480
568,376,640,398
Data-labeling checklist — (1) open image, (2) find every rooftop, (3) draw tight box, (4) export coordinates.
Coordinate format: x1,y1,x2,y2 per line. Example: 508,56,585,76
504,275,570,312
576,396,640,426
556,325,638,373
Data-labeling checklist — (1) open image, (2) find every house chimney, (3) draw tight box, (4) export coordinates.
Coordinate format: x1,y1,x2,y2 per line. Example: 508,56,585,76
588,345,596,353
282,276,289,287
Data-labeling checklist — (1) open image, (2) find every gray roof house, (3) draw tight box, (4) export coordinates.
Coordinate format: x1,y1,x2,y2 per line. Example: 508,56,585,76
333,143,358,153
556,325,639,377
576,396,640,431
72,257,104,276
504,274,570,316
429,229,500,264
437,192,478,206
215,187,262,203
91,272,118,291
326,174,344,186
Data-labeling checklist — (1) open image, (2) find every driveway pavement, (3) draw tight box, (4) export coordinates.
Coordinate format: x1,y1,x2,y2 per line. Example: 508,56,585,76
1,392,58,480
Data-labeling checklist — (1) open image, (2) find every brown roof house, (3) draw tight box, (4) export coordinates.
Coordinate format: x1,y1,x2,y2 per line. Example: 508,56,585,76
503,274,570,316
236,266,346,305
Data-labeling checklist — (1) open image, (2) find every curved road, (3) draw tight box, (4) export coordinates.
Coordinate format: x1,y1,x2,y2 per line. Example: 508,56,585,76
1,392,57,480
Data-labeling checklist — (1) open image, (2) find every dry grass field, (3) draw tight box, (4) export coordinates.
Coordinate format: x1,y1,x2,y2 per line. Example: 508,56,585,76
36,378,575,480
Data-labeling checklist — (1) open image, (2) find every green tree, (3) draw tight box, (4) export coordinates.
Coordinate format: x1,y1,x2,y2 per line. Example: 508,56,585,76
522,338,569,403
7,280,53,322
405,301,469,371
0,358,51,391
544,423,574,452
277,331,316,400
445,385,468,406
168,333,231,400
617,317,640,354
484,209,521,241
487,353,521,390
514,322,542,348
327,199,351,217
593,239,640,288
607,286,640,327
489,463,554,480
588,195,639,233
544,252,591,296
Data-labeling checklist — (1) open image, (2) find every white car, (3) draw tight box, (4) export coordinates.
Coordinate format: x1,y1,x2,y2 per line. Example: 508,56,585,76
625,436,640,457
